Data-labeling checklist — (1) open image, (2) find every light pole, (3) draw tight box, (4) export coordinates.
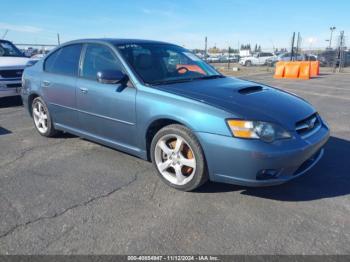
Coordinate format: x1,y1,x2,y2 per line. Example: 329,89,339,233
204,36,207,62
329,26,336,48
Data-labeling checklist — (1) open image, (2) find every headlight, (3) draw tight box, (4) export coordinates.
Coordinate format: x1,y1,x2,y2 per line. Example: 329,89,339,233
227,120,291,142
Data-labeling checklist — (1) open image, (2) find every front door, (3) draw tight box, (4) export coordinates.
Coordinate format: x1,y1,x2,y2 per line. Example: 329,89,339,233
76,43,137,149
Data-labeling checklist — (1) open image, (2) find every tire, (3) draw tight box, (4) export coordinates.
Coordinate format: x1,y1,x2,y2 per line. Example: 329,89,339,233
245,60,252,67
31,97,58,137
150,124,208,191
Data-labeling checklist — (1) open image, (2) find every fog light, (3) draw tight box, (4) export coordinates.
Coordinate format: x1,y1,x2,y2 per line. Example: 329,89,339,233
256,169,279,180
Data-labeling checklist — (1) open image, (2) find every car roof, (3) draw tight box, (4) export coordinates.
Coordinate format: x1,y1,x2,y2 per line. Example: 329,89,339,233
63,38,174,46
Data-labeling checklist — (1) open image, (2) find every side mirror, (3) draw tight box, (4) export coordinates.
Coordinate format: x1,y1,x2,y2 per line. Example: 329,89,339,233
97,70,128,84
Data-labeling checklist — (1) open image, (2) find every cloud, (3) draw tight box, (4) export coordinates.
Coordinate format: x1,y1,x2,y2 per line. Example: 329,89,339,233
0,22,43,33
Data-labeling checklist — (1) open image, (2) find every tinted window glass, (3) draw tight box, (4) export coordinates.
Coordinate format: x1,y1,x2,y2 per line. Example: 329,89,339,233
44,49,60,72
45,44,82,76
81,44,122,80
116,43,219,85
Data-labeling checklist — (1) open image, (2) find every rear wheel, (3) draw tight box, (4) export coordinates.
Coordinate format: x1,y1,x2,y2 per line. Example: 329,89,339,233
32,97,58,137
150,124,208,191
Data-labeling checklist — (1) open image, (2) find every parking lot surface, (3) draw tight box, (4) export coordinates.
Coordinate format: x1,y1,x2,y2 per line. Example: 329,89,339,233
0,72,349,254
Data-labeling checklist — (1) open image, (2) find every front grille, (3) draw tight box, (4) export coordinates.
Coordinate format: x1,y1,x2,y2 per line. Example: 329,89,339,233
295,113,320,136
0,69,23,78
6,83,21,88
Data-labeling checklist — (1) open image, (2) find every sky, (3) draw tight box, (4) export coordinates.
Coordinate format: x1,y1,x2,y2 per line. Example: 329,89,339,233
1,0,349,50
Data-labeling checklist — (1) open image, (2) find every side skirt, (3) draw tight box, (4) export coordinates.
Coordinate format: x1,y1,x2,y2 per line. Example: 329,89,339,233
54,123,148,160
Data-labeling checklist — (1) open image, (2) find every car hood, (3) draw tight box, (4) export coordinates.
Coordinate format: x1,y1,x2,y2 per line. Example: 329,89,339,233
155,77,315,131
0,57,29,68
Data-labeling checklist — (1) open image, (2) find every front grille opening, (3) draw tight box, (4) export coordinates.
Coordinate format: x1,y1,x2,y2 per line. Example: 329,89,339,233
0,69,23,78
295,113,320,136
256,169,280,180
238,85,264,94
6,83,21,88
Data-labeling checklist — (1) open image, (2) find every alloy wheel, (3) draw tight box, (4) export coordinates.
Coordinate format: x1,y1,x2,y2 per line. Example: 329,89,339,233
154,134,196,186
33,100,48,134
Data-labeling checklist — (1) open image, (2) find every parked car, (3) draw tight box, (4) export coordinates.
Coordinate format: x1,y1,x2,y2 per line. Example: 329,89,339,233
304,54,317,61
31,53,46,60
239,52,275,66
21,39,330,191
266,52,305,66
0,39,36,98
206,56,221,63
219,55,240,63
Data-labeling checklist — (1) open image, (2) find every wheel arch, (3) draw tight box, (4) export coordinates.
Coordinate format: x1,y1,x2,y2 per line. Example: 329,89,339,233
245,60,252,66
145,117,193,161
27,92,40,117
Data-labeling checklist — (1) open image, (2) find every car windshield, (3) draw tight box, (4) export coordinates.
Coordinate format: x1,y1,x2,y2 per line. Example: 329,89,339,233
0,41,24,57
115,43,222,85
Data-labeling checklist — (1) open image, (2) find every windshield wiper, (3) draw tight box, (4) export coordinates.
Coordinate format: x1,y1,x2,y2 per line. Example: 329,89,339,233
150,78,197,86
150,75,224,86
195,75,225,80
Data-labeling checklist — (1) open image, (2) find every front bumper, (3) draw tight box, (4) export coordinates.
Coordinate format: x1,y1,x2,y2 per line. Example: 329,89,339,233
0,79,22,98
195,123,330,187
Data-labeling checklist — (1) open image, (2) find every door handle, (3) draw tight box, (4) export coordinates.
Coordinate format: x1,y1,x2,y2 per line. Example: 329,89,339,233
41,80,51,87
79,87,88,94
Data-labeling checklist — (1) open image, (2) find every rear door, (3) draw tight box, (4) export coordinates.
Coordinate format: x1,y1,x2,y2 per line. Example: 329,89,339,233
76,43,137,148
259,53,270,64
41,44,82,128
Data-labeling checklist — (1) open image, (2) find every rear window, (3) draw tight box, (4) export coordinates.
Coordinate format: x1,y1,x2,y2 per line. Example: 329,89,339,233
44,44,82,76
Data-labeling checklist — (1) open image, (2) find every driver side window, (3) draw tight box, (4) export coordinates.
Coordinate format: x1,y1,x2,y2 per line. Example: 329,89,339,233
81,44,122,80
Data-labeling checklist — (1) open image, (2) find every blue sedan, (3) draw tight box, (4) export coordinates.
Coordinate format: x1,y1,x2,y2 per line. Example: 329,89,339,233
21,39,330,191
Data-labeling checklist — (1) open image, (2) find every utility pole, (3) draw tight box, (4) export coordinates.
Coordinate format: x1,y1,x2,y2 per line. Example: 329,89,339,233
296,32,301,57
204,36,207,62
333,30,345,73
290,32,295,61
228,45,231,69
329,26,336,49
57,33,61,45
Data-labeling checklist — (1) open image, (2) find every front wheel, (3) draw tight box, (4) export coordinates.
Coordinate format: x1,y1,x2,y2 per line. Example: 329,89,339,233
150,124,208,191
32,97,58,137
245,60,252,67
